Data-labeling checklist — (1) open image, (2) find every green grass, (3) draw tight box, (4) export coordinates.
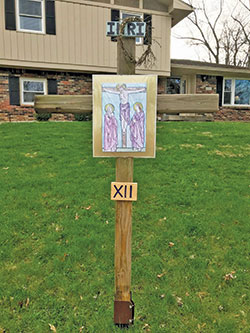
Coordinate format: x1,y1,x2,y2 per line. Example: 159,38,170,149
0,122,249,333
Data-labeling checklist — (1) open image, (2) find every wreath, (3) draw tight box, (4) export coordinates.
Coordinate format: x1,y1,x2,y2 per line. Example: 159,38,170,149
118,16,157,67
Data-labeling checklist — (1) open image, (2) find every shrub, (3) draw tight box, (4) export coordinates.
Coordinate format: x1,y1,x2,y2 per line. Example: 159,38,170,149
35,113,52,121
74,112,92,121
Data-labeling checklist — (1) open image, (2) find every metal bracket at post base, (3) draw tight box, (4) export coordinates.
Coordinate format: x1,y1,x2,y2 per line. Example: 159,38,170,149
114,296,135,327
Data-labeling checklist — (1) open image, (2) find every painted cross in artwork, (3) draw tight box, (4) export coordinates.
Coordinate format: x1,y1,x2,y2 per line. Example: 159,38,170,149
102,83,147,152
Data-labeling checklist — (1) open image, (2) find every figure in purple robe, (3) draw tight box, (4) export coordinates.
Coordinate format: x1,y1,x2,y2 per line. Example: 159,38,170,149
130,102,145,151
103,104,118,152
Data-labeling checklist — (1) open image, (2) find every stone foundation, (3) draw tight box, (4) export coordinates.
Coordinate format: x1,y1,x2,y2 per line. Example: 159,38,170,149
159,109,250,122
214,107,250,121
158,113,214,122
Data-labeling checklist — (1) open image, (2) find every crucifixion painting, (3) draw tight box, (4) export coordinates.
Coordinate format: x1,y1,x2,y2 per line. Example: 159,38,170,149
93,75,157,158
102,83,147,152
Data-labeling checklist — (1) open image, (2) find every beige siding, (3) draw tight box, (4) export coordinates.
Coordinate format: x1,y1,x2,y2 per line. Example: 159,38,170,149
0,0,171,75
144,0,168,12
115,0,139,8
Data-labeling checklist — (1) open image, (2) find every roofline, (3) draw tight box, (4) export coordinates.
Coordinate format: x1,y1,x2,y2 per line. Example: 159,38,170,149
169,0,193,27
171,59,250,76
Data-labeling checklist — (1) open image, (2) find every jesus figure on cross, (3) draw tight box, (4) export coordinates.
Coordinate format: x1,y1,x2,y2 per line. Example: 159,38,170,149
102,84,146,148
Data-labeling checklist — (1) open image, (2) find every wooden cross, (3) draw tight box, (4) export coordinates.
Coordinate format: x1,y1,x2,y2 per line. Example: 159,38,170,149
35,92,218,117
35,32,218,329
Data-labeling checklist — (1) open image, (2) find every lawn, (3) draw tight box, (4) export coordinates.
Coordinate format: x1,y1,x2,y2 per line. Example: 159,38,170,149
0,122,249,333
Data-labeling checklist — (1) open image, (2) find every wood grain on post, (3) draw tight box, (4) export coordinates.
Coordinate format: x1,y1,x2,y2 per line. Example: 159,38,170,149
117,37,135,75
34,95,92,114
115,37,135,302
157,94,219,114
115,158,134,301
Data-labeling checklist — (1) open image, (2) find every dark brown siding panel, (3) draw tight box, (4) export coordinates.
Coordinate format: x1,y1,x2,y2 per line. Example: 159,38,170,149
216,76,223,107
48,79,57,94
144,14,152,45
111,9,120,42
46,0,56,35
9,76,20,106
5,0,16,31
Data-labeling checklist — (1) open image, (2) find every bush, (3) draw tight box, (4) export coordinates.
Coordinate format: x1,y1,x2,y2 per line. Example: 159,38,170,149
35,113,52,121
74,112,92,121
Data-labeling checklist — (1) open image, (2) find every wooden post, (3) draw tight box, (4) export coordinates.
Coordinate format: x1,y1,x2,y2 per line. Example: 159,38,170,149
115,157,133,302
114,37,135,325
117,37,135,75
117,37,136,148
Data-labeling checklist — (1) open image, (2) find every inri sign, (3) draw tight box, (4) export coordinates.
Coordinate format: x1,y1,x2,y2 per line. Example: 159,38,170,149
106,21,146,37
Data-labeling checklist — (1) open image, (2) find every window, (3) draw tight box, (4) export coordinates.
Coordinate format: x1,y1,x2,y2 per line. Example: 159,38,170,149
166,78,186,94
121,11,143,45
16,0,44,33
223,78,250,106
235,79,250,105
20,78,47,105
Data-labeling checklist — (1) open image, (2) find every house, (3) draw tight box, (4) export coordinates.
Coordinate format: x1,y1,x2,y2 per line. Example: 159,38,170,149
0,0,192,122
161,59,250,121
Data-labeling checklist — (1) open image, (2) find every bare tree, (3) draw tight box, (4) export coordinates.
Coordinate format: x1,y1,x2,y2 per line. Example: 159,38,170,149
232,0,250,67
178,0,250,66
221,20,248,66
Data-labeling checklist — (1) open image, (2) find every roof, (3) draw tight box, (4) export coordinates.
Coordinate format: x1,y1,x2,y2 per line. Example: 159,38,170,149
153,0,193,26
169,0,193,27
171,59,250,77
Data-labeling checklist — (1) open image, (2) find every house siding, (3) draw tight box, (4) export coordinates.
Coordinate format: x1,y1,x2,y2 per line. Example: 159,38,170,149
157,72,250,122
0,68,167,122
195,75,250,121
0,68,92,122
0,0,171,75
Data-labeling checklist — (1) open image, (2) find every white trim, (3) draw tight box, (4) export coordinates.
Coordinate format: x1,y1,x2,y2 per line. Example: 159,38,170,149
222,78,232,106
223,77,250,107
232,79,235,105
20,77,47,106
16,0,45,34
120,11,144,45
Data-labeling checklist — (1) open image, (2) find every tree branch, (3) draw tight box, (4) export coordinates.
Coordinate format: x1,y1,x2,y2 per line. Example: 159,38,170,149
239,0,250,12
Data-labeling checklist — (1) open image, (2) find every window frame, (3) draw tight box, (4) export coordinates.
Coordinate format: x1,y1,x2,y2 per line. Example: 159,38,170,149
20,77,47,106
223,78,250,107
120,11,143,45
16,0,45,34
223,78,233,105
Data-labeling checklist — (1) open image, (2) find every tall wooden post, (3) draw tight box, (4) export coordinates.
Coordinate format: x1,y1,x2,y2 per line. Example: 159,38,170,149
117,38,136,75
114,37,135,326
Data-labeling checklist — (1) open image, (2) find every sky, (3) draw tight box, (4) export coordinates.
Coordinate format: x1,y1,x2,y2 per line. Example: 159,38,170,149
170,0,249,61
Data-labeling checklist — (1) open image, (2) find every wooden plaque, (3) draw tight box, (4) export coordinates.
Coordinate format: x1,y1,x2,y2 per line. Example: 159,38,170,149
111,182,138,201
